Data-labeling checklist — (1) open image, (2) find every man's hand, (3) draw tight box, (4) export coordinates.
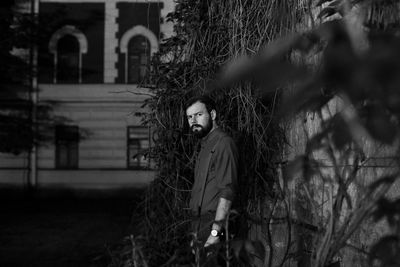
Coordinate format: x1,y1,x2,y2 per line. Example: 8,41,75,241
204,235,220,247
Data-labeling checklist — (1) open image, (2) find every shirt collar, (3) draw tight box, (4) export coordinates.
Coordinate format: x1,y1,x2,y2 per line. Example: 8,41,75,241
201,126,220,146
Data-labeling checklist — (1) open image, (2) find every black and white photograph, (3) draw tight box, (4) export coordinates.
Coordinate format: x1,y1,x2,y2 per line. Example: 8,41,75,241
1,0,400,266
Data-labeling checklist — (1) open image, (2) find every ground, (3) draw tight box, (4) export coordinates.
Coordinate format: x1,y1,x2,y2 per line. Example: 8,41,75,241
0,188,144,267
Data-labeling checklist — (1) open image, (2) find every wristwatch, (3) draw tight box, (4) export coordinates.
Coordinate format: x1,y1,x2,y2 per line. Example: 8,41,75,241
211,229,223,237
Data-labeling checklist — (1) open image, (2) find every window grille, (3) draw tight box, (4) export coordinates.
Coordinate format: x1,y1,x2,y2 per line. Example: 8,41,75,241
127,126,150,169
57,35,79,83
127,36,150,84
55,125,79,169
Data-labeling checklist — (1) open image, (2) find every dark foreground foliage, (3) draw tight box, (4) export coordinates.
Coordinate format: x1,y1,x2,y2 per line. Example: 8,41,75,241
0,2,68,155
221,0,400,266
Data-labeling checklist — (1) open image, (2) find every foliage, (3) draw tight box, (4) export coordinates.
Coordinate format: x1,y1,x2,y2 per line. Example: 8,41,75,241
114,0,308,266
220,0,400,267
0,1,32,154
0,1,64,154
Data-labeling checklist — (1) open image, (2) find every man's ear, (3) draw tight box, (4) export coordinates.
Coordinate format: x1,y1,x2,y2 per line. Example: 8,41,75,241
210,109,217,121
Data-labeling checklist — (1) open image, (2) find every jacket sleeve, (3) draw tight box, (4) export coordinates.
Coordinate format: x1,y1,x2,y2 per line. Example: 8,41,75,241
215,136,238,201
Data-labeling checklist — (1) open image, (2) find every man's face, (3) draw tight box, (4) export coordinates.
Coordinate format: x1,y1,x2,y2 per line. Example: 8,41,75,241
186,101,213,138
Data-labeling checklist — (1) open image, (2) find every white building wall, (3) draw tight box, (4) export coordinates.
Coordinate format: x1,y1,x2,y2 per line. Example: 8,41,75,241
34,84,154,188
0,0,175,189
37,103,143,169
40,0,175,39
0,153,28,169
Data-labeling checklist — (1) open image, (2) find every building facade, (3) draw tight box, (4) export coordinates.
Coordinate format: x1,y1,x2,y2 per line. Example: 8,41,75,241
0,0,174,190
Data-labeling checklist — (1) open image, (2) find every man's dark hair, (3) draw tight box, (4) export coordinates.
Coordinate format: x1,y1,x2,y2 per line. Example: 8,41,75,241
185,95,217,113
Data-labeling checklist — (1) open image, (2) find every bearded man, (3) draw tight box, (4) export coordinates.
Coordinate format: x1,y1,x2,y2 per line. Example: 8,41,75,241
185,95,239,248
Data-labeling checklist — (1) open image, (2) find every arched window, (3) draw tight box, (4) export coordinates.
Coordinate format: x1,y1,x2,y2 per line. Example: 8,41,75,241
49,25,88,84
120,25,158,84
57,35,79,83
127,36,150,84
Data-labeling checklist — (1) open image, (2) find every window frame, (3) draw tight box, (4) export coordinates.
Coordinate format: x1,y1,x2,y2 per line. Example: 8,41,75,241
120,25,159,84
55,125,79,170
127,126,151,170
127,35,151,84
56,34,80,83
48,25,88,84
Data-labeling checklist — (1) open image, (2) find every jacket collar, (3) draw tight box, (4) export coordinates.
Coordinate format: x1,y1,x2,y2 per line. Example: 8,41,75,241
201,126,220,146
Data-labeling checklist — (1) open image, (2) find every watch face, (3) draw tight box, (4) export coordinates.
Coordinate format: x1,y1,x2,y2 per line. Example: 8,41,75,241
211,229,219,237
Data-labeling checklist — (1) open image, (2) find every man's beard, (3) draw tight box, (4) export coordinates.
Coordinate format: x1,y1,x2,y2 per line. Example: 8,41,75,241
191,119,213,138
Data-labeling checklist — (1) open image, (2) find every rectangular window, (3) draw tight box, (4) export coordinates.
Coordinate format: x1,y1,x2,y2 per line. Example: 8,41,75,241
55,125,79,169
127,126,150,169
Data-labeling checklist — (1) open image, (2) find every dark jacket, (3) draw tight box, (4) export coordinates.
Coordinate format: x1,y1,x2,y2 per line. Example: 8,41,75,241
189,127,238,215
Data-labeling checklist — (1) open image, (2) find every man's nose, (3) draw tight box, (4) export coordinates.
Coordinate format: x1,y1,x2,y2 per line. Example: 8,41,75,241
190,116,197,124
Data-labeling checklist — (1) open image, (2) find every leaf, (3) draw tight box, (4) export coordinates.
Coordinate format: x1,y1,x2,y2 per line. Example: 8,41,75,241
232,239,255,266
283,156,305,182
242,240,260,265
318,7,337,19
372,197,400,227
368,175,397,194
373,198,391,223
292,32,321,52
321,24,358,89
230,239,244,260
306,127,330,152
218,34,302,88
369,235,400,266
244,240,257,257
316,0,336,6
251,240,266,261
283,156,320,182
278,79,333,118
363,104,397,144
256,61,310,97
230,239,265,265
329,114,353,150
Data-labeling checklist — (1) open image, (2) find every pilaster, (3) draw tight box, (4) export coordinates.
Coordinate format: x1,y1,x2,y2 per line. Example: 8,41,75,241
104,1,119,83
